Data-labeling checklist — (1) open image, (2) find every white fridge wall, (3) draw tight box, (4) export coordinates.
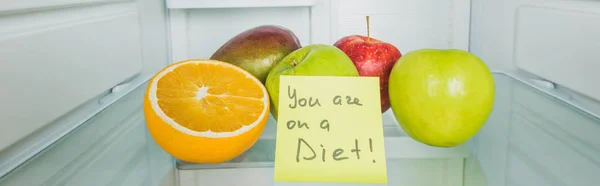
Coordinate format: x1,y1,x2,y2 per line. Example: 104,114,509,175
471,0,600,103
514,2,600,103
0,0,171,181
185,7,311,60
469,0,552,70
470,0,564,70
167,0,470,62
333,0,470,52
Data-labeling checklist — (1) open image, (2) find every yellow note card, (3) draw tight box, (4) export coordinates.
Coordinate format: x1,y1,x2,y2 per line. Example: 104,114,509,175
273,76,387,184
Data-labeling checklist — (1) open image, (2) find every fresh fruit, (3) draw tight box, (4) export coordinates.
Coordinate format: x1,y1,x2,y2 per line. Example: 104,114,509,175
388,49,495,147
334,16,402,113
265,44,360,119
143,59,270,164
210,25,301,83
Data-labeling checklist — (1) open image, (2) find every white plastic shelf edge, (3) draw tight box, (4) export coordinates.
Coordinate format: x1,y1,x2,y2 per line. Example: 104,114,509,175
167,0,317,9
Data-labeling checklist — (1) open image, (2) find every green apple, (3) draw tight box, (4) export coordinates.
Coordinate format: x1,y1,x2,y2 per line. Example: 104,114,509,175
388,49,495,147
265,44,360,119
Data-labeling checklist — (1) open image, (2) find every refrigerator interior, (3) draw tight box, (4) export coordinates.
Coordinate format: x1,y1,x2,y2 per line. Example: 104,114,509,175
1,0,599,185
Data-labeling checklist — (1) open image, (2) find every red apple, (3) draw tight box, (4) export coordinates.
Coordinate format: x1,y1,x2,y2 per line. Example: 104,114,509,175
333,35,402,113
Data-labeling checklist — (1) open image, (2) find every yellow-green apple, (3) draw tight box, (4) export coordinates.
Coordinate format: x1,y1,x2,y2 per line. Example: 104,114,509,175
334,35,402,113
388,49,495,147
265,44,360,119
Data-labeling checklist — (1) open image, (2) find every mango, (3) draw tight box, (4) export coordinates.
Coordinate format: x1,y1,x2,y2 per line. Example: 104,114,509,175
211,25,302,83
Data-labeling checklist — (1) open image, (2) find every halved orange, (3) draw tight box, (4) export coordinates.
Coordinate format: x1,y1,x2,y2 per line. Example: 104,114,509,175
143,59,269,164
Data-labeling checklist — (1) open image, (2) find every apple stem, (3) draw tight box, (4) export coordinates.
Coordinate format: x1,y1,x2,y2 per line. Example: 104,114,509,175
366,15,371,41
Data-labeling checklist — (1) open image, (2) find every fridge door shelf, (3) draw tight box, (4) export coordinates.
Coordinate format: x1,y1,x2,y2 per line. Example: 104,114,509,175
2,72,600,186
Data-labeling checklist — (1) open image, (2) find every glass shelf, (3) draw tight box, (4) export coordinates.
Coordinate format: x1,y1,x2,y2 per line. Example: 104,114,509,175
176,114,472,170
1,72,599,186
